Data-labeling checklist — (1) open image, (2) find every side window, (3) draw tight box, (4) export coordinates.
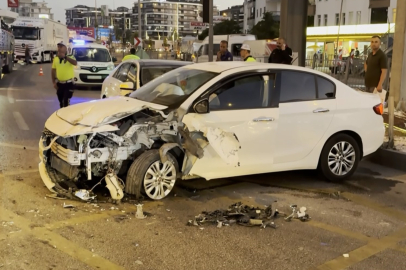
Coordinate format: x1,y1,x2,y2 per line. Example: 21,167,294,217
231,44,242,57
209,75,269,111
126,64,137,85
114,63,131,82
280,71,316,102
317,76,335,99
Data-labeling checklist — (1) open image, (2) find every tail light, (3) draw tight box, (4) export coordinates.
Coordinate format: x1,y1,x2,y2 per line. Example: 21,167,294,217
373,103,383,115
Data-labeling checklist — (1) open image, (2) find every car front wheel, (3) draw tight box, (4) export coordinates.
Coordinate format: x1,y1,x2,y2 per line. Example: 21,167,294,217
319,134,360,182
125,150,178,200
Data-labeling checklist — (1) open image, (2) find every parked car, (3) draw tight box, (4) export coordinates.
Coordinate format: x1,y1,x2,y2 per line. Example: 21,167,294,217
101,59,192,98
39,62,384,201
71,43,117,87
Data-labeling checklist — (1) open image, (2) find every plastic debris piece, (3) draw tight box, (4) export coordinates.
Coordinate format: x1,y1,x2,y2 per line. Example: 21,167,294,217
135,260,143,265
343,254,349,258
217,221,223,228
63,203,75,209
166,209,171,212
74,189,96,201
135,204,146,219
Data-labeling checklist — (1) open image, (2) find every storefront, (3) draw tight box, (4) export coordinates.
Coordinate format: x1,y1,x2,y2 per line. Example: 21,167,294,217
306,23,395,58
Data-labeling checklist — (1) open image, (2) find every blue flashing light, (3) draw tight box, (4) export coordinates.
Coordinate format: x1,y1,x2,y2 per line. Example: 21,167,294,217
73,39,85,45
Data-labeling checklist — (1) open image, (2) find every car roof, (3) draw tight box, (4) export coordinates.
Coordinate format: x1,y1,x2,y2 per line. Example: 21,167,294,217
139,59,192,67
71,43,108,49
183,62,329,75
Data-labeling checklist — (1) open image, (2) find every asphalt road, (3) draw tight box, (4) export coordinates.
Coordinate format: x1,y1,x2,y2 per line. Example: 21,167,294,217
1,63,406,270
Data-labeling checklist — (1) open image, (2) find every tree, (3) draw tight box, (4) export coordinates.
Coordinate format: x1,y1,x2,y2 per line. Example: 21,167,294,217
198,19,242,40
250,12,279,40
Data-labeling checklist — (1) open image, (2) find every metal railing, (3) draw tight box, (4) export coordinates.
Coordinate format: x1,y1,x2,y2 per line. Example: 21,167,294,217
306,54,392,92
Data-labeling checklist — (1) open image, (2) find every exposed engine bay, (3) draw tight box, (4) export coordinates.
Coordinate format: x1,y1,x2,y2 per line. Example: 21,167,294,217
39,106,240,202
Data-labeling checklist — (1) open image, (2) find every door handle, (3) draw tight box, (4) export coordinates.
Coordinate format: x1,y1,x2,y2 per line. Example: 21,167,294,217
253,117,275,122
313,108,330,113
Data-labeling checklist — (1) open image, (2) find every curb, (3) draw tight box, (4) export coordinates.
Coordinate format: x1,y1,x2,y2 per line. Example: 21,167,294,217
365,147,406,172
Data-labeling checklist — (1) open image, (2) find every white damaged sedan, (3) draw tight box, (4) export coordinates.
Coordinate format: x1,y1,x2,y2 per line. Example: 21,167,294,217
39,62,385,201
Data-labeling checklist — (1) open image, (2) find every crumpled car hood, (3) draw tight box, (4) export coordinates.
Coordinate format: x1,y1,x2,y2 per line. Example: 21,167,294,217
56,97,167,127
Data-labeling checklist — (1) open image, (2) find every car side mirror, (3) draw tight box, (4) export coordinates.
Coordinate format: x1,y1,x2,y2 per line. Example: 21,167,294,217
112,57,117,62
193,99,209,114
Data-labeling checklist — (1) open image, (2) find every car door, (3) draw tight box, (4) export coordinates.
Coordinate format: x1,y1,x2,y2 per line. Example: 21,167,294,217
183,72,280,180
104,63,132,97
273,70,337,164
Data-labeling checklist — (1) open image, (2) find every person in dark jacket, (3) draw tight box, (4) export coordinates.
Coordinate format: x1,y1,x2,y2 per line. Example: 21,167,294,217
268,37,293,64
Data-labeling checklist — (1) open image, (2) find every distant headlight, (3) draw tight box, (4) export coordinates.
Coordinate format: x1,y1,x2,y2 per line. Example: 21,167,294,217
107,64,114,71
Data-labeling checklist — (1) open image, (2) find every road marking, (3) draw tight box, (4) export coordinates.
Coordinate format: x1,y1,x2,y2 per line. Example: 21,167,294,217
7,76,17,103
0,169,39,178
0,206,125,270
341,193,406,223
16,99,54,102
12,112,29,130
0,142,37,151
316,227,406,270
302,220,372,242
46,205,138,230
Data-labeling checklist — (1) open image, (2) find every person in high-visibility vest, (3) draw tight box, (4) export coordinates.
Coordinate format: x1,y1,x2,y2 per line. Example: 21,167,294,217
123,48,140,61
240,44,256,62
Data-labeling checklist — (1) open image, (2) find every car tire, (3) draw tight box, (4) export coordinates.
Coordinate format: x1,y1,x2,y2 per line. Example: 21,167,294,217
319,133,360,182
125,149,178,200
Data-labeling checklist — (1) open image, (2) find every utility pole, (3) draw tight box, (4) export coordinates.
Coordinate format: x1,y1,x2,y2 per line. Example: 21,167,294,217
95,0,98,40
208,0,213,62
388,0,406,148
335,0,344,56
138,0,142,45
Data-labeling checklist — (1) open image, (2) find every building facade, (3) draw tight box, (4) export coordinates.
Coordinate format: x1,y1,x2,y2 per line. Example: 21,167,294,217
314,0,397,27
243,0,283,33
220,5,244,28
10,0,54,20
131,0,219,39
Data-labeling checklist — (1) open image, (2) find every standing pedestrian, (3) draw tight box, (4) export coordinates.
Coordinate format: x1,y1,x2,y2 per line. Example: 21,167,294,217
25,46,30,64
51,41,77,108
240,44,256,62
268,38,293,64
216,40,233,61
122,48,140,61
364,36,388,93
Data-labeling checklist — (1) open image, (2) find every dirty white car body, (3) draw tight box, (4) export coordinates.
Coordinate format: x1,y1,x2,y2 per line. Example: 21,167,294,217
39,62,384,201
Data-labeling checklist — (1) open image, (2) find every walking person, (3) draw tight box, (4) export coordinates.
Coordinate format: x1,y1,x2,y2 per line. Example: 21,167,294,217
240,44,256,62
51,41,77,108
216,40,233,61
364,36,388,93
25,46,30,64
268,37,293,64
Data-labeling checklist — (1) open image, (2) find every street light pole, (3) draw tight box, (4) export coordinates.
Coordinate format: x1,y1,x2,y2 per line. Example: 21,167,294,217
208,0,213,62
138,0,142,45
335,0,344,56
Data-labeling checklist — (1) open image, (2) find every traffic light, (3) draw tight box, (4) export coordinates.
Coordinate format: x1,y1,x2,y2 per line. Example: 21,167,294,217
126,18,131,30
202,0,209,23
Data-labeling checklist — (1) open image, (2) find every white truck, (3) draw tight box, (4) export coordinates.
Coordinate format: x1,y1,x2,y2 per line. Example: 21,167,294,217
194,34,256,63
11,17,69,63
0,9,17,80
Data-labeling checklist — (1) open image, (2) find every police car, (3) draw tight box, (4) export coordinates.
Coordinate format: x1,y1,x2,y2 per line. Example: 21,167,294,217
70,40,117,87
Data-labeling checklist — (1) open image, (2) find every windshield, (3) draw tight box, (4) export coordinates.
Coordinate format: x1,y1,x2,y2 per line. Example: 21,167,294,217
72,48,111,62
12,27,38,40
130,67,218,107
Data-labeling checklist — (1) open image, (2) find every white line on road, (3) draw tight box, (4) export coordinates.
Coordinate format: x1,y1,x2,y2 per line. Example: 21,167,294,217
12,112,29,131
16,99,54,102
7,76,17,104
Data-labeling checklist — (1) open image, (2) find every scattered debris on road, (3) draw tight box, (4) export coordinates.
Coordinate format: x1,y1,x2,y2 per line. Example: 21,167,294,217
135,204,146,219
187,202,309,229
343,254,350,258
63,203,75,209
